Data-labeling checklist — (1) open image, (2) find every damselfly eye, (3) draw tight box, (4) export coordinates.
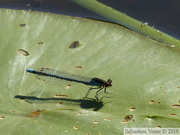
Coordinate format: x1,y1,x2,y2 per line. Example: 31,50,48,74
108,79,112,84
105,79,112,87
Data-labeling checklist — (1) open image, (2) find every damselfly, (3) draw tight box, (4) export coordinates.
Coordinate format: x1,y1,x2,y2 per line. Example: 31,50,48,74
26,68,112,100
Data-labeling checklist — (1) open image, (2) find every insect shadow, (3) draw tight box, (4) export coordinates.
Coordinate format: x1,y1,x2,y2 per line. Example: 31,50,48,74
14,95,106,111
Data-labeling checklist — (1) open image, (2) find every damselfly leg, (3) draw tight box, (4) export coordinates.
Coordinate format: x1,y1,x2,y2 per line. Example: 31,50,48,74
85,85,114,101
97,86,115,101
85,86,103,101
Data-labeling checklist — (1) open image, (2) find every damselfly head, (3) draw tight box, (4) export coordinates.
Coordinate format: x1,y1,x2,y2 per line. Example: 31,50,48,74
105,79,112,87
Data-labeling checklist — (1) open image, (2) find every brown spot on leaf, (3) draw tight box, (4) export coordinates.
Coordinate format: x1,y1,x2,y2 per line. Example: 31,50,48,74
124,115,133,121
18,49,29,56
172,104,180,108
93,120,99,124
69,41,80,48
149,100,155,104
29,110,42,117
129,107,136,111
20,24,26,27
73,126,79,129
0,116,5,119
75,66,82,69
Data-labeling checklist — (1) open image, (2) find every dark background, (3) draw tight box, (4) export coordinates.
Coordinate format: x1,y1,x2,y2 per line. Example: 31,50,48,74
0,0,179,39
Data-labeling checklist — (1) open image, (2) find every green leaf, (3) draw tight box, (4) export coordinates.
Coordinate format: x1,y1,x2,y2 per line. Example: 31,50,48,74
0,9,179,135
